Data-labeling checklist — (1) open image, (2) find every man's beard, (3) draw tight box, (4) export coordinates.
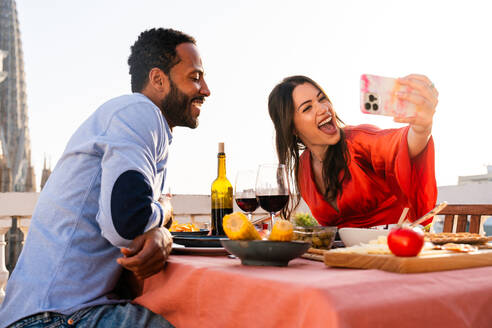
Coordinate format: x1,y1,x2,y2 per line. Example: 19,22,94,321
161,79,199,129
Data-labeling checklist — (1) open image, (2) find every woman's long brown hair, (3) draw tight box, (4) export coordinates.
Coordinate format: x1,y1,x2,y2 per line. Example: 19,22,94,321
267,75,351,220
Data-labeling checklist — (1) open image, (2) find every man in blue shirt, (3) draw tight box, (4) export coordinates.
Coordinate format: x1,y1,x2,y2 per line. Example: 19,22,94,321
0,28,210,328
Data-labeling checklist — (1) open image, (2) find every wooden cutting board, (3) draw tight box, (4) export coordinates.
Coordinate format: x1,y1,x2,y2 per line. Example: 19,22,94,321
323,250,492,273
302,253,324,262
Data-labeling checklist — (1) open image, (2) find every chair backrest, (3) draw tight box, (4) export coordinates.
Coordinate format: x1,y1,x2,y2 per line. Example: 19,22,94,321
439,204,492,234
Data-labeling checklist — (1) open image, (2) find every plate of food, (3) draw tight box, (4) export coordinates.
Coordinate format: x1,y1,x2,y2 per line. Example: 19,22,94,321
169,221,210,237
221,212,310,266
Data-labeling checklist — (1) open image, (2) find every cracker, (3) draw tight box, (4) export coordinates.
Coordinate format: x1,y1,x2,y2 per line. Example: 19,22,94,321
425,232,488,245
435,243,479,253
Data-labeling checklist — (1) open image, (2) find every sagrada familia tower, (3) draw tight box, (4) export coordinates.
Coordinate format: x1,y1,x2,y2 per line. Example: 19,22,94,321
0,0,37,192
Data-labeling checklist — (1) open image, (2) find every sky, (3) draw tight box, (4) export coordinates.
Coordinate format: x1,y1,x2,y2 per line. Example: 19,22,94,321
13,0,492,194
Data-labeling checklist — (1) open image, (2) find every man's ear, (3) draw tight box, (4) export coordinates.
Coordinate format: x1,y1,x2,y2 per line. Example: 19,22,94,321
148,68,170,94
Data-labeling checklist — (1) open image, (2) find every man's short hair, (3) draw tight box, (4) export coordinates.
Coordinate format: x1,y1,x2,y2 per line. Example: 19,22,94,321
128,28,196,92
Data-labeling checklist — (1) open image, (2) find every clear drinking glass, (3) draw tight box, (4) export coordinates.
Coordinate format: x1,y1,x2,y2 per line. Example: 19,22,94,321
234,170,259,221
255,164,290,227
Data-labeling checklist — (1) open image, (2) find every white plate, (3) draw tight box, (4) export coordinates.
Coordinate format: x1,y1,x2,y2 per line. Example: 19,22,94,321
172,243,229,255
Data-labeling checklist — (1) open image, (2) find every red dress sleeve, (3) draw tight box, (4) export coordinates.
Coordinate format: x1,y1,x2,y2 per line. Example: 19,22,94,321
395,128,437,224
349,125,437,223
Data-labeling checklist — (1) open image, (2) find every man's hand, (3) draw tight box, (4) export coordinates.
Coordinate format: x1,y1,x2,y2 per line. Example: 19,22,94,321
159,195,174,228
117,227,173,280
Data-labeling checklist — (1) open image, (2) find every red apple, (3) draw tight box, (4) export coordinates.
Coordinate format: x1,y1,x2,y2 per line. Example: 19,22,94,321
387,226,424,257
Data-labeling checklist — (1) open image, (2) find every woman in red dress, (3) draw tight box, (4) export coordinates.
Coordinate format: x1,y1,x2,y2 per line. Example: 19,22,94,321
268,75,438,228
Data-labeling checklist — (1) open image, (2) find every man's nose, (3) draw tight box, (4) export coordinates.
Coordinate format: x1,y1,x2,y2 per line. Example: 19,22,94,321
200,79,211,97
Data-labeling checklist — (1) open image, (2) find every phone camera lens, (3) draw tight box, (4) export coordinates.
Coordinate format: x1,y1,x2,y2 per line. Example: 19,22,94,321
364,103,371,110
372,104,379,111
369,95,377,102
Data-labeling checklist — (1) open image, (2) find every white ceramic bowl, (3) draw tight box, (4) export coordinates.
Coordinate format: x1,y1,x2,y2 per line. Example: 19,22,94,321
338,227,389,247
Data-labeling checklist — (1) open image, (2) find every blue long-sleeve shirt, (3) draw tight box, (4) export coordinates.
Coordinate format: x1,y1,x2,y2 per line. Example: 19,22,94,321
0,93,172,327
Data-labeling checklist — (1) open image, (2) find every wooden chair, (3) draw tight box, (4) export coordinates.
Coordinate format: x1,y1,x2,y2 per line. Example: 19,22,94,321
439,204,492,234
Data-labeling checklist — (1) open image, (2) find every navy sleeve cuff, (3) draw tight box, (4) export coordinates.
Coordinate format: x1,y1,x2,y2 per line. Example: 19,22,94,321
111,170,153,239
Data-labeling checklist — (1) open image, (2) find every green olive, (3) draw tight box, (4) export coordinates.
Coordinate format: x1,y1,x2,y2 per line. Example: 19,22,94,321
323,238,332,247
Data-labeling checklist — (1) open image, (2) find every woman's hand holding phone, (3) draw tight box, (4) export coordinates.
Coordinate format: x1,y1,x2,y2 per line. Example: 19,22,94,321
393,74,438,135
396,74,438,158
360,73,438,158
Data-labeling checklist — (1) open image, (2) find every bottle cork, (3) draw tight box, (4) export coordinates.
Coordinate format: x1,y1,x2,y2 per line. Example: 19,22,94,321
218,142,224,153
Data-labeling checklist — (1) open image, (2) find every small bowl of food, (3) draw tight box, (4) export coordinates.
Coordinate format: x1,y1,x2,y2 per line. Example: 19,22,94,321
338,227,389,247
292,226,337,249
291,212,337,249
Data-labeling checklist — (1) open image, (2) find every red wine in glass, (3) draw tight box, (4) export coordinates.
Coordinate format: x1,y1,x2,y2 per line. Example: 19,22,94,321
236,197,259,213
255,164,290,228
234,170,258,220
257,195,289,213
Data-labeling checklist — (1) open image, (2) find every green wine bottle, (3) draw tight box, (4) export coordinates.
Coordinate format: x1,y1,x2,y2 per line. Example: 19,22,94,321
211,142,233,235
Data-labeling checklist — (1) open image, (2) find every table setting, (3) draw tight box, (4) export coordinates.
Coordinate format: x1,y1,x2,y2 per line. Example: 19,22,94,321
168,164,492,272
147,163,492,327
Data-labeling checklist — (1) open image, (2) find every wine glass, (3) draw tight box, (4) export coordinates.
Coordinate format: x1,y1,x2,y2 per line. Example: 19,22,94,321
255,164,290,228
234,170,259,221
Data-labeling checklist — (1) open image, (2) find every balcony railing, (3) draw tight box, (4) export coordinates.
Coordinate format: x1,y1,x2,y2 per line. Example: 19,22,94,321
0,192,311,303
0,192,38,303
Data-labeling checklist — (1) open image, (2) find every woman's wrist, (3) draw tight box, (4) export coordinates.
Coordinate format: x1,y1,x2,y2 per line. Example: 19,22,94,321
410,123,432,137
407,124,432,158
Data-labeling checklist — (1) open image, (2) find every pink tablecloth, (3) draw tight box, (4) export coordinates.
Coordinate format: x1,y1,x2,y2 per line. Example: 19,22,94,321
134,254,492,328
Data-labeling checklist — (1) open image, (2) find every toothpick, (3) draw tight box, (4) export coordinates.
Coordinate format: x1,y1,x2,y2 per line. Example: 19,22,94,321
397,207,410,225
411,201,448,227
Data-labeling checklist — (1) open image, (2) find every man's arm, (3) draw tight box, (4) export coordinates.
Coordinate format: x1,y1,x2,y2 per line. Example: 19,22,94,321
96,103,168,247
94,103,172,279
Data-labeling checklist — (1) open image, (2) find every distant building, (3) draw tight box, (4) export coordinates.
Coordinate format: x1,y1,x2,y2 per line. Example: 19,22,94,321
1,0,36,274
0,142,12,191
0,49,7,83
0,46,9,191
40,157,52,190
437,167,492,235
457,165,492,185
438,181,492,205
0,0,35,192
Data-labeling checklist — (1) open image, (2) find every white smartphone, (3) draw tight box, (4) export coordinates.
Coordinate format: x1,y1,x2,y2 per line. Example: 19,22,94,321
360,74,416,117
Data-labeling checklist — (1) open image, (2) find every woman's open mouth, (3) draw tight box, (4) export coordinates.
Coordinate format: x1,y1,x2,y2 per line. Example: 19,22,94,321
318,114,337,135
